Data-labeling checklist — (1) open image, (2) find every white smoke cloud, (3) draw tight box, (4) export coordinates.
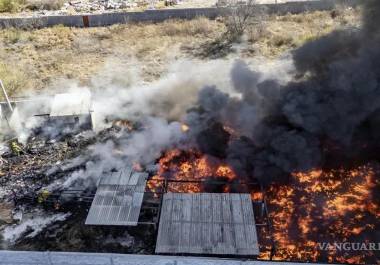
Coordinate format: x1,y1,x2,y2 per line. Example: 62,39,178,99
2,56,295,190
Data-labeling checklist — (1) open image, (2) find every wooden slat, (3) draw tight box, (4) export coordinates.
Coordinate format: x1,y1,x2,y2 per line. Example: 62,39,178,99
155,193,259,256
201,193,212,253
222,193,233,224
189,193,202,253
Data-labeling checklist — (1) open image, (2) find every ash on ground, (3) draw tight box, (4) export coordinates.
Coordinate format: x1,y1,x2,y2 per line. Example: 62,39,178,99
0,125,155,253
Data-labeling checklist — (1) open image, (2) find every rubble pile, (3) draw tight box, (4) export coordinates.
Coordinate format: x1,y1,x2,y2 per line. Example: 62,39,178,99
0,135,88,203
63,0,140,13
28,0,185,16
0,124,126,205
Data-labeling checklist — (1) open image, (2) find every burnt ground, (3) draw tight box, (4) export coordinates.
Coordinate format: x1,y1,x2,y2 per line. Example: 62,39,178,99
0,125,157,253
12,201,156,254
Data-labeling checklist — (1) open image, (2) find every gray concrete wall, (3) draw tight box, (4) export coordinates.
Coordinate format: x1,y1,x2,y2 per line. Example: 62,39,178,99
0,250,338,265
0,0,360,29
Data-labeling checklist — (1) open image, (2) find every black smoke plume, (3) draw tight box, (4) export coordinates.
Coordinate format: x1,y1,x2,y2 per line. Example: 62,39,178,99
188,1,380,184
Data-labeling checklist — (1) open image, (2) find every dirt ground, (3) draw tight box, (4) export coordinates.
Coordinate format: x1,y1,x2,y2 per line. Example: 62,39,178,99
0,7,360,99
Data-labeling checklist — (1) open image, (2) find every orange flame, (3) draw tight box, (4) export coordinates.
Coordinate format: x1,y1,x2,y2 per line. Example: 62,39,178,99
148,149,237,193
147,148,379,264
259,166,379,264
181,124,190,132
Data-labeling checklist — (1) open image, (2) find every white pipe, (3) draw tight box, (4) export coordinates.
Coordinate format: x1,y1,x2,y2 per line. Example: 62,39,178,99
0,79,13,112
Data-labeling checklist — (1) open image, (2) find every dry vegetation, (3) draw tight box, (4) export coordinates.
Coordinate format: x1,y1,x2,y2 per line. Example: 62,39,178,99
0,8,360,98
0,0,65,13
0,0,24,13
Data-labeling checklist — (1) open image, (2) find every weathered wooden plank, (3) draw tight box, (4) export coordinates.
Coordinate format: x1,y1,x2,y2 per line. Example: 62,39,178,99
234,223,247,254
155,193,173,253
201,193,213,253
221,193,232,224
170,221,181,251
201,193,212,222
231,194,244,223
244,224,260,255
212,193,222,223
156,193,259,256
156,221,170,253
182,193,192,222
221,223,236,254
211,222,223,254
241,194,255,224
190,193,202,253
172,196,182,222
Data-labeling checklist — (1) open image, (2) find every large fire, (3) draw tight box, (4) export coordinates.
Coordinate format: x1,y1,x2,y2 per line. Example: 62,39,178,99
148,148,380,264
147,149,238,193
262,166,379,264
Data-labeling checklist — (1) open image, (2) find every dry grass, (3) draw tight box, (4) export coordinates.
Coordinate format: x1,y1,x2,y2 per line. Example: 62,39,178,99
0,62,31,97
161,17,218,36
244,8,361,57
26,0,65,11
0,8,361,98
0,0,64,13
0,0,25,13
0,17,224,98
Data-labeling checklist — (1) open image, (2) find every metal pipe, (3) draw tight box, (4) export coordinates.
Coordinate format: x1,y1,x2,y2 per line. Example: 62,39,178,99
147,178,259,185
0,79,13,112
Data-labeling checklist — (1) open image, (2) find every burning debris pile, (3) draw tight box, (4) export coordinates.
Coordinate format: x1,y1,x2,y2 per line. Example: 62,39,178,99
1,1,380,264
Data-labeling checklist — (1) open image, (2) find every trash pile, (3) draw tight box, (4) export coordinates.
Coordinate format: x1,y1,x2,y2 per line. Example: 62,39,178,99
12,0,165,17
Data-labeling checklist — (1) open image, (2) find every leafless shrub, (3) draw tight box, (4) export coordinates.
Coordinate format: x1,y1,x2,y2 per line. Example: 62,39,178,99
224,0,267,41
245,21,267,43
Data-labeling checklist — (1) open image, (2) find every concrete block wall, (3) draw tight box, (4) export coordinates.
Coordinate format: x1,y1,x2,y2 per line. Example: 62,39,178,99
0,0,360,29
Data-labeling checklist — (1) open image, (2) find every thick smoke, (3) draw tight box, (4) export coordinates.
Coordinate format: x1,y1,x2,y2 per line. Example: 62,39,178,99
5,3,377,189
43,59,243,189
46,117,187,190
187,1,380,184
